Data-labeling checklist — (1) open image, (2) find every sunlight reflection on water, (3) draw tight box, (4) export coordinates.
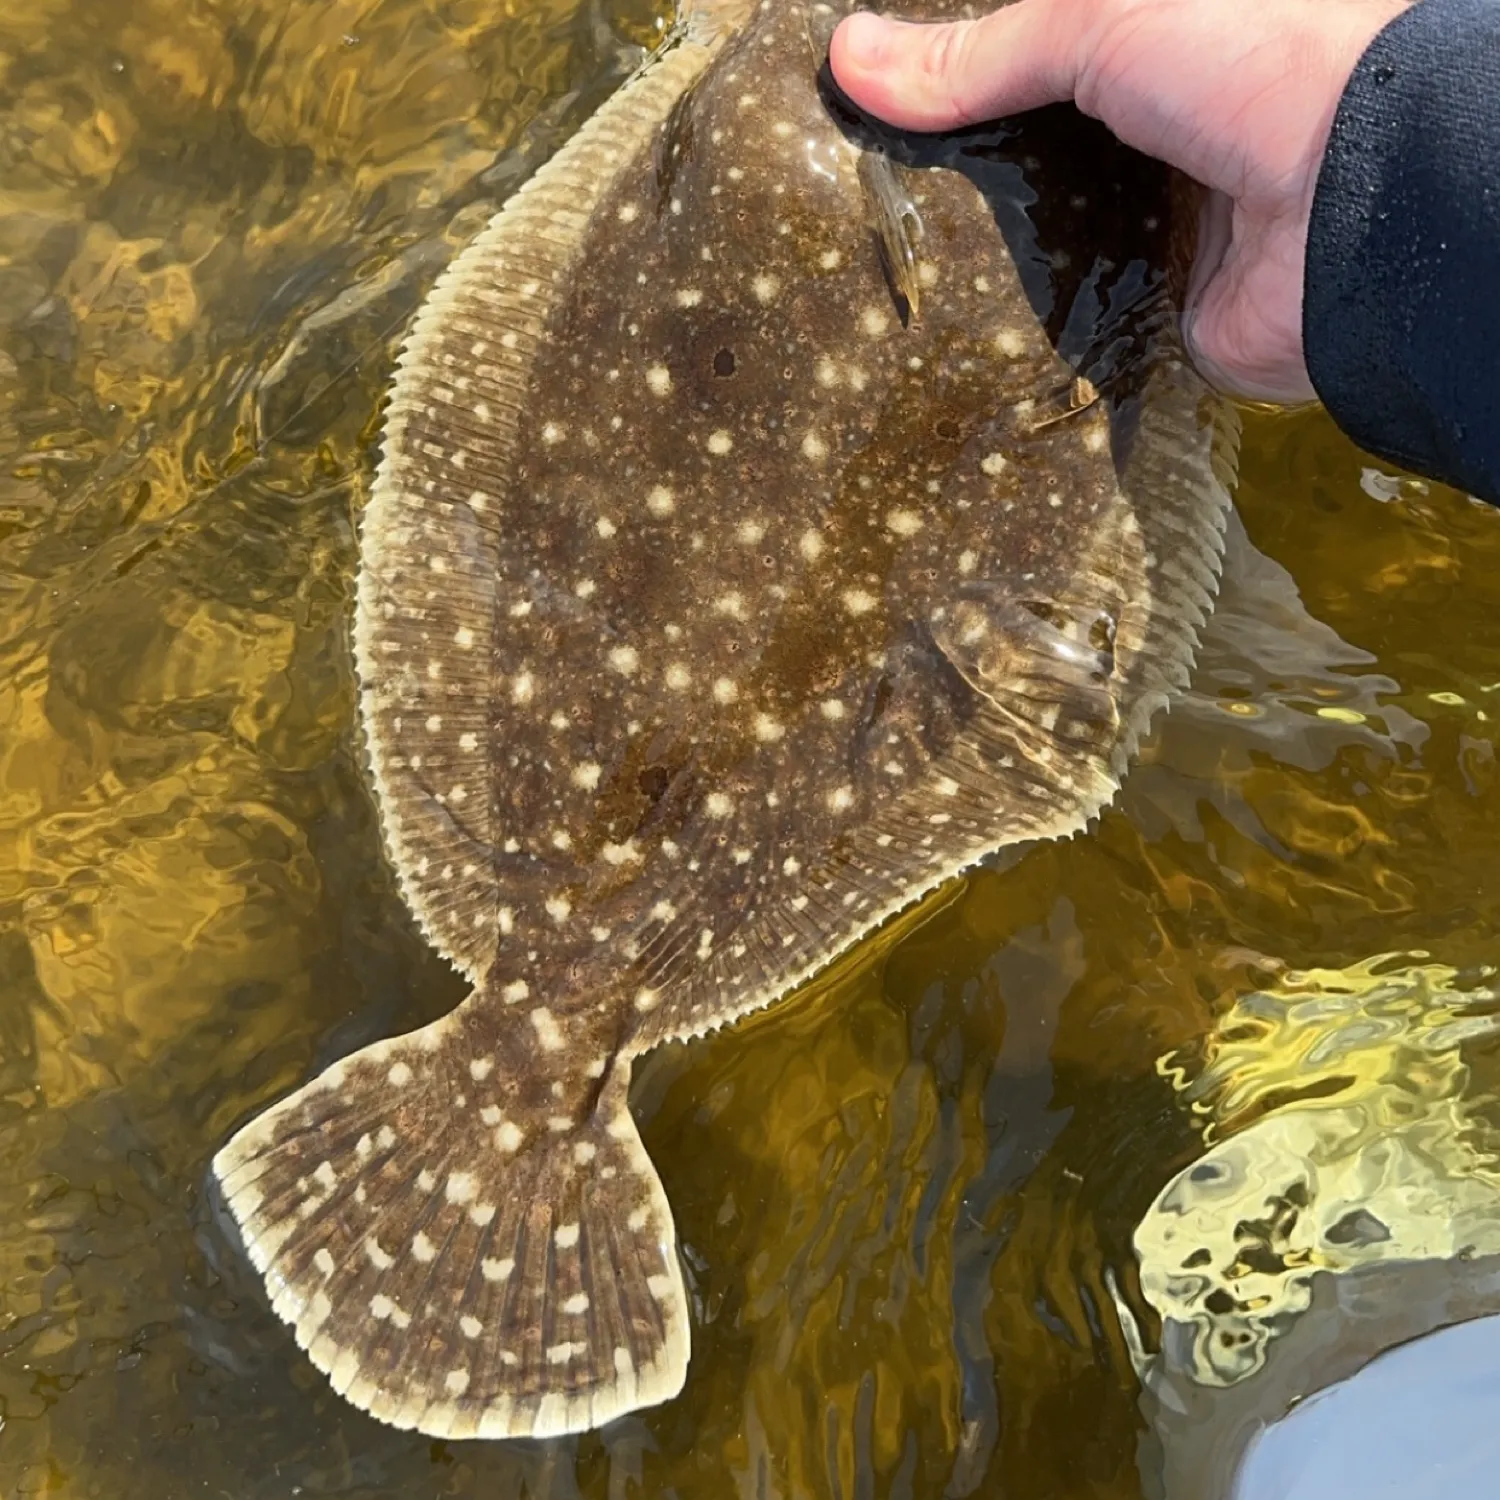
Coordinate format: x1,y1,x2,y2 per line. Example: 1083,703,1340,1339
4,1,1500,1496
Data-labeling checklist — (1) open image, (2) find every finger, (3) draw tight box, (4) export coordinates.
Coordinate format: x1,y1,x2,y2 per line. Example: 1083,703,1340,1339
829,2,1083,133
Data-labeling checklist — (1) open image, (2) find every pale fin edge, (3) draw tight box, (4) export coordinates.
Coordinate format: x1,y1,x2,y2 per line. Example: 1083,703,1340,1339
1108,352,1239,775
352,34,729,980
212,1002,689,1440
628,355,1238,1056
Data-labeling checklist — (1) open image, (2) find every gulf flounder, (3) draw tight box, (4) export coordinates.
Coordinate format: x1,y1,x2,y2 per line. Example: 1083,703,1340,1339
212,0,1238,1442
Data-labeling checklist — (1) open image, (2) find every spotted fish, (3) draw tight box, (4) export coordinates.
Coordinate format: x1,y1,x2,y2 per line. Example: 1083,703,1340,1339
212,0,1237,1443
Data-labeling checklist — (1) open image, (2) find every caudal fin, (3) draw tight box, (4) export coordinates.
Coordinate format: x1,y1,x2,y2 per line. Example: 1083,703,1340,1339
211,1005,688,1439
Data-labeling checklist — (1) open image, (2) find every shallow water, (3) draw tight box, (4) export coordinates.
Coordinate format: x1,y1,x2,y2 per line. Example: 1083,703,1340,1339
5,1,1500,1496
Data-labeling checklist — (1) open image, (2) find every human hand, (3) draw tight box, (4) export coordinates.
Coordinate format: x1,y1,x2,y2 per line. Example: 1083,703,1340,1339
830,0,1408,404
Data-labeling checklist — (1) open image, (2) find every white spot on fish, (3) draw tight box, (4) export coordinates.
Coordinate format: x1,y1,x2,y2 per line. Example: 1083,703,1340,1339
531,1007,564,1050
646,364,672,397
706,429,733,455
555,1223,580,1250
388,1061,412,1087
646,484,675,516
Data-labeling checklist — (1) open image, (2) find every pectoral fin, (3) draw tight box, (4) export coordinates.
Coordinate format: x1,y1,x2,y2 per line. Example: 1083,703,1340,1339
858,150,925,321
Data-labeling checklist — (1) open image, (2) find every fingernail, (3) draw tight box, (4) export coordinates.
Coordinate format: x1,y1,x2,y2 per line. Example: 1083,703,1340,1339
838,12,889,69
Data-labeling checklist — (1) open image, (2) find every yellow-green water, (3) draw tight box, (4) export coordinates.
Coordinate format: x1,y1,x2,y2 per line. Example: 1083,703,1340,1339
6,1,1500,1495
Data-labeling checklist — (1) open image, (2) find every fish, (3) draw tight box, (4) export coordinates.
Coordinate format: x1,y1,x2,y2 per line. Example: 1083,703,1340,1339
211,0,1238,1444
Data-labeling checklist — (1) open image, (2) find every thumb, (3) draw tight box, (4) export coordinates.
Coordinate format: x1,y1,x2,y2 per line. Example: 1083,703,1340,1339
829,1,1083,132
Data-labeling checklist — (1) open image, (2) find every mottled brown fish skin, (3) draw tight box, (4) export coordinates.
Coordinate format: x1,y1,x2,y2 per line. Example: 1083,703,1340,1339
212,0,1236,1445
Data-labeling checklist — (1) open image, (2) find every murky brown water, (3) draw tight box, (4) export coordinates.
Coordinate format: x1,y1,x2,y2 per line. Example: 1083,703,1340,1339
6,1,1500,1496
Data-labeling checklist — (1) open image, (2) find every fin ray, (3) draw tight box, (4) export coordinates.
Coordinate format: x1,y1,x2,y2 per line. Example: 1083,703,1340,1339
628,354,1235,1054
354,33,733,979
212,998,689,1440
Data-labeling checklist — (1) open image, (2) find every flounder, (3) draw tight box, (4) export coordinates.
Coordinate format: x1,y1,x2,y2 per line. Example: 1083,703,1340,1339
213,0,1237,1442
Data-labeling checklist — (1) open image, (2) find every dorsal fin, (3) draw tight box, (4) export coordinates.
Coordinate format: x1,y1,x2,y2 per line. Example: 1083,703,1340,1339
354,34,734,978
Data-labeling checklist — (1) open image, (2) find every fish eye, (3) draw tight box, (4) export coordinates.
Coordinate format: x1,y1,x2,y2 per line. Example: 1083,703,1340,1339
714,348,736,377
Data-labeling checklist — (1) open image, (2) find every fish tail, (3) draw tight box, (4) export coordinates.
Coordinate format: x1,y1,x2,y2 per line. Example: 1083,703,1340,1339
211,999,689,1440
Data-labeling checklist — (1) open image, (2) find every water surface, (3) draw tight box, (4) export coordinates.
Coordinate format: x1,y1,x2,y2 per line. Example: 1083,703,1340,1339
5,1,1500,1496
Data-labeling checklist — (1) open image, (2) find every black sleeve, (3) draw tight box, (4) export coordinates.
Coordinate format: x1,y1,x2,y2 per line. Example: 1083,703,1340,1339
1303,0,1500,505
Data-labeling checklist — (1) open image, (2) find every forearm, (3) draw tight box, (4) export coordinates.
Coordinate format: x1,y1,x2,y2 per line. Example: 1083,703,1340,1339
1305,0,1500,504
